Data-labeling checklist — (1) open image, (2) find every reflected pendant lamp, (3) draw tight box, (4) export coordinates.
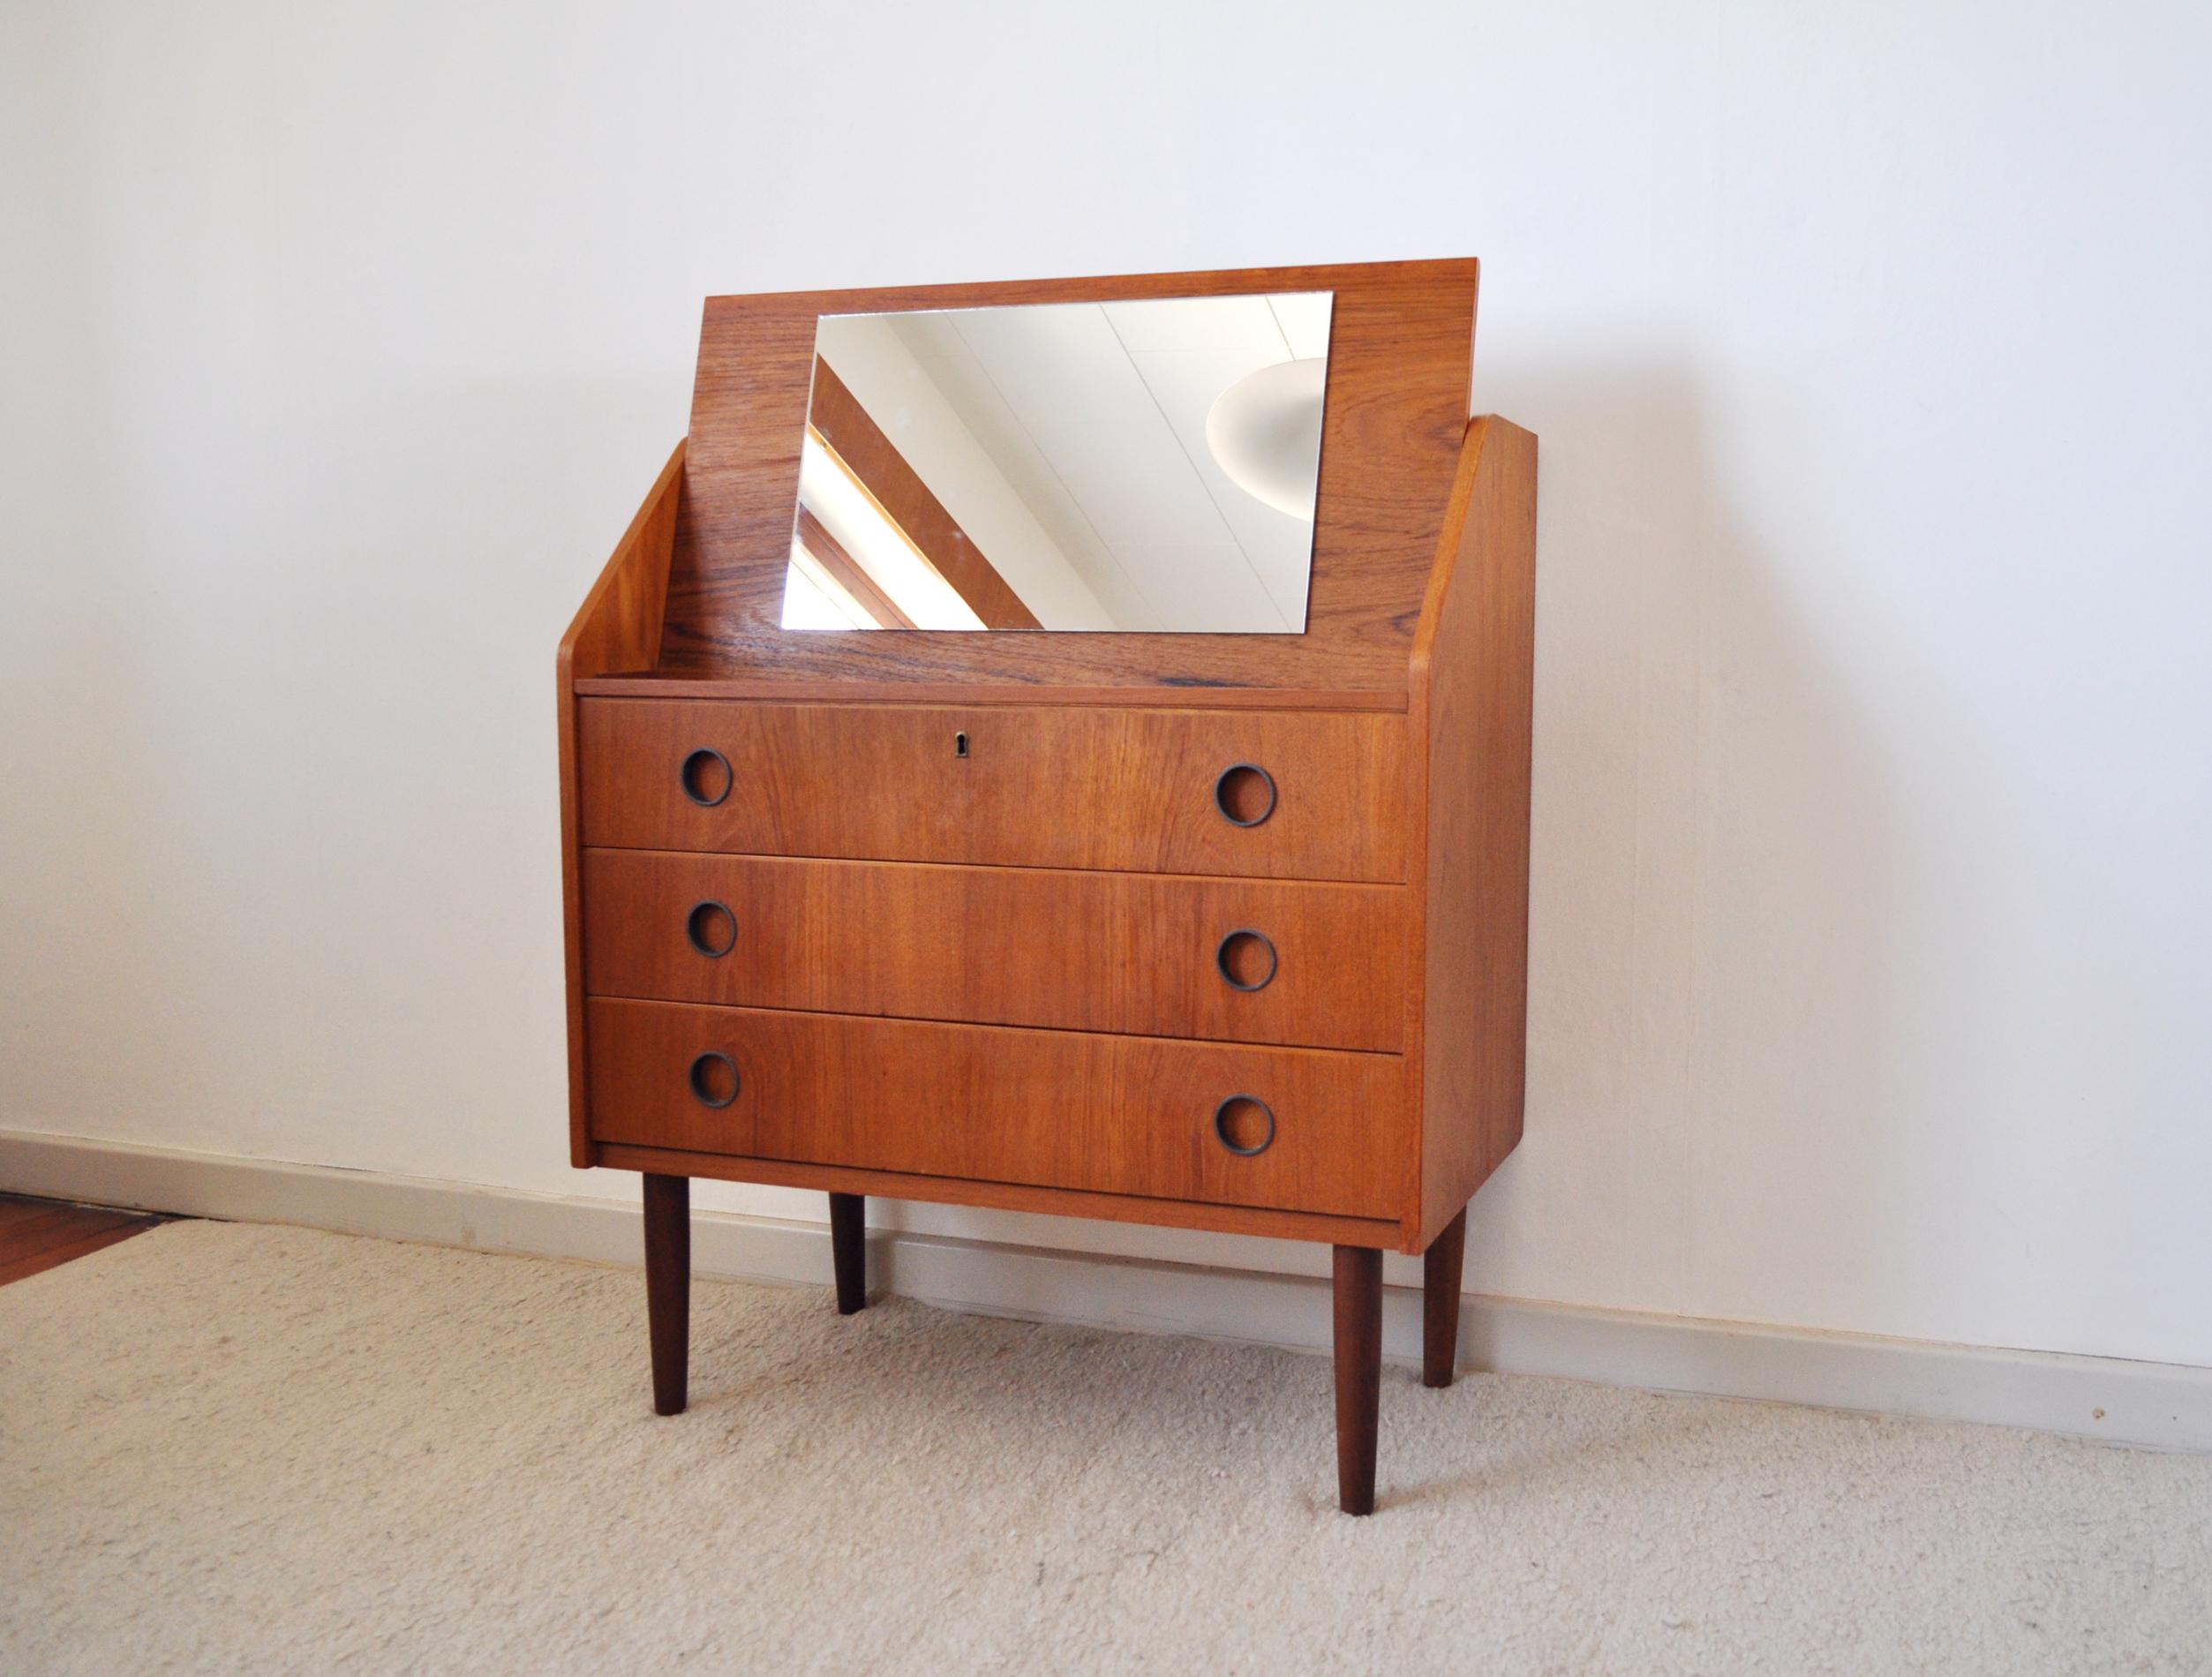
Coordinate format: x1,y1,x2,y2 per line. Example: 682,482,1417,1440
1204,357,1328,519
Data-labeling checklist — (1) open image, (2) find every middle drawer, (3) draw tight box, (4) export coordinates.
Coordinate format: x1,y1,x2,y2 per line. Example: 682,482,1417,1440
581,848,1407,1052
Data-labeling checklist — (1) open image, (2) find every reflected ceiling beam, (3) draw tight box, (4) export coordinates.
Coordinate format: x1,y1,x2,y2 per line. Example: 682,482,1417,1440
809,357,1043,630
794,508,919,628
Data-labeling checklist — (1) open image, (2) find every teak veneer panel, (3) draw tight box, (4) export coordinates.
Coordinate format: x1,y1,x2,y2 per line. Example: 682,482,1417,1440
1405,416,1539,1247
557,259,1537,1515
576,699,1408,883
657,260,1476,690
575,675,1408,711
559,440,685,1167
593,1144,1403,1249
582,848,1407,1051
585,998,1403,1220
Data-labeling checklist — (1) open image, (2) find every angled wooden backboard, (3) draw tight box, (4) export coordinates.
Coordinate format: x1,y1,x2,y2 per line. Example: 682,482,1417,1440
658,259,1478,692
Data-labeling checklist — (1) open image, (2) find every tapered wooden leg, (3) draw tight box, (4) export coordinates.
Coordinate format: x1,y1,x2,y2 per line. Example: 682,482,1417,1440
1333,1245,1384,1515
1423,1207,1469,1388
829,1192,866,1315
642,1173,689,1416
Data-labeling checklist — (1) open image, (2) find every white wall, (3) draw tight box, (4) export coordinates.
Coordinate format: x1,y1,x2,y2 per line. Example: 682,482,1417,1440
4,1,2208,1368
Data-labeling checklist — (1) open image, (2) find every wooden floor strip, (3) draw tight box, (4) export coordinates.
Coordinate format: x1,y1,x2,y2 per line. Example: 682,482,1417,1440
0,1193,171,1285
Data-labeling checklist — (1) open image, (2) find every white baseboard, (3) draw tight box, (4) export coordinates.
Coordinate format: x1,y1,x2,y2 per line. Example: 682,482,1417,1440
4,1125,2207,1453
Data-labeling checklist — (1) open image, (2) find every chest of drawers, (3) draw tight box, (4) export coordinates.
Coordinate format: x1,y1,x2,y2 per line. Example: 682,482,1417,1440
557,260,1536,1514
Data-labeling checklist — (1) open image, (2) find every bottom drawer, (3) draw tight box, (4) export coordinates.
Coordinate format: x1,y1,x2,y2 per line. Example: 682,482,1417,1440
585,997,1403,1220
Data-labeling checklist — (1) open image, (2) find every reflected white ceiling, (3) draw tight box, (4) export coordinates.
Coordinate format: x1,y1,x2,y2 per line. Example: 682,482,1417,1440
867,293,1333,632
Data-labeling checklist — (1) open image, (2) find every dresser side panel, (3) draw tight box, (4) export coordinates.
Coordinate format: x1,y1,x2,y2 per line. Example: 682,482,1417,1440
1413,418,1539,1246
558,440,685,1168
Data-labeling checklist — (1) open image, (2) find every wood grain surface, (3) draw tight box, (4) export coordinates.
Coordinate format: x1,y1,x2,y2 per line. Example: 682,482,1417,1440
1333,1244,1384,1515
580,848,1407,1051
577,698,1410,882
556,440,686,1168
1404,417,1539,1247
583,997,1404,1220
575,674,1407,711
1421,1206,1469,1387
642,1174,690,1414
658,260,1477,690
592,1143,1404,1251
0,1194,171,1286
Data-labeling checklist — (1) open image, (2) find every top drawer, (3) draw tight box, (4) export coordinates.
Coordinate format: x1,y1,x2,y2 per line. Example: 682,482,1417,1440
576,700,1408,882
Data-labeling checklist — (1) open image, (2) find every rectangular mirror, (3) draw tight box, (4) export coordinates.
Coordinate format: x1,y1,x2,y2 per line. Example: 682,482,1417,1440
779,292,1333,633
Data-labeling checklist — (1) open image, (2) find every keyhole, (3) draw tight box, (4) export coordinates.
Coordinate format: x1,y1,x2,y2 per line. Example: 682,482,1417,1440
954,731,969,759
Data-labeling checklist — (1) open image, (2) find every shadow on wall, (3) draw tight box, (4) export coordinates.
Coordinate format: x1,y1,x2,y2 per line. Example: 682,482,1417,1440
826,353,1933,1335
1462,353,1915,1335
25,338,1952,1343
809,355,1931,1331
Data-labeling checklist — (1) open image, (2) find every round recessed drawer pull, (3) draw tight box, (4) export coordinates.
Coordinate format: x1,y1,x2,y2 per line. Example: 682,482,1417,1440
1215,929,1277,992
680,748,732,808
685,899,737,959
687,1051,740,1109
1212,763,1276,827
1212,1094,1275,1157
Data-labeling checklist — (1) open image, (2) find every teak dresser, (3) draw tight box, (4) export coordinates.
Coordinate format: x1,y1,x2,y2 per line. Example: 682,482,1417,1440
557,259,1536,1514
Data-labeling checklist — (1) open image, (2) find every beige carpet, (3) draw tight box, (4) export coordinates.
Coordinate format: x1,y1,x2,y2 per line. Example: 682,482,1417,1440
3,1222,2208,1674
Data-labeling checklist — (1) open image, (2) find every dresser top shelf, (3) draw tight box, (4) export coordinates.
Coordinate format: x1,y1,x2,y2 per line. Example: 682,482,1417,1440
571,673,1413,711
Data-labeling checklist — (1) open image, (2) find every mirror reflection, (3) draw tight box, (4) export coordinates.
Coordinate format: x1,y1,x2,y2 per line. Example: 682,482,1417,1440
780,293,1333,632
